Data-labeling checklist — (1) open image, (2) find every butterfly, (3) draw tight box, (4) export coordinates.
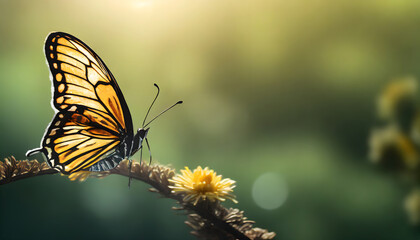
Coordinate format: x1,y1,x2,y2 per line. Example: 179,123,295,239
26,32,182,175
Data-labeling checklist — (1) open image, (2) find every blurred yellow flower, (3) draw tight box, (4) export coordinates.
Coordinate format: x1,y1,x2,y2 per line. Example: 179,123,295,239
169,166,237,205
405,188,420,225
410,112,420,144
377,77,417,120
369,125,419,170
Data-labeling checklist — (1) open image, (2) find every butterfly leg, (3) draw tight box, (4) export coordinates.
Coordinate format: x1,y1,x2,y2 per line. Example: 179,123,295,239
26,148,44,157
140,143,143,165
128,159,133,188
145,138,152,165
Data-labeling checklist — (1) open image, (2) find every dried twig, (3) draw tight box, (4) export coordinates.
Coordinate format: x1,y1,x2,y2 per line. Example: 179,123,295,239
0,157,276,240
0,156,58,185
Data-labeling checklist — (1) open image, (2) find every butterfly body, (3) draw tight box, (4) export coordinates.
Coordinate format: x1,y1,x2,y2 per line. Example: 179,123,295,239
26,32,150,174
88,128,149,172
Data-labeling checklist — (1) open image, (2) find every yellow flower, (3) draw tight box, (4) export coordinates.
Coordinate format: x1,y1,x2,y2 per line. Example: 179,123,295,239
369,125,419,170
378,77,417,120
169,166,238,205
405,188,420,225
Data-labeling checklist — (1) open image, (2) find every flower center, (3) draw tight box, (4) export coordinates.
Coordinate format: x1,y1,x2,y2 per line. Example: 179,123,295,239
193,174,215,193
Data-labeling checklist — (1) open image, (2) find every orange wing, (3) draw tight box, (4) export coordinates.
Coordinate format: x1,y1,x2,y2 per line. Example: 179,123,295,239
46,33,132,133
26,32,133,174
40,111,121,173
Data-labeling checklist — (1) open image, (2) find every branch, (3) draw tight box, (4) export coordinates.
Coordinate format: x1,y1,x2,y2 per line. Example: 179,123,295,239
0,156,276,240
0,156,58,185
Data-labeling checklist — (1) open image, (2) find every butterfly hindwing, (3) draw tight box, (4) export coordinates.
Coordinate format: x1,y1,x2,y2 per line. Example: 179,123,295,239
41,107,122,173
27,32,134,174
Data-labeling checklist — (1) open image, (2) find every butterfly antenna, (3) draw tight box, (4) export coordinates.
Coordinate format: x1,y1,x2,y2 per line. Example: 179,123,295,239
143,101,183,128
142,83,160,128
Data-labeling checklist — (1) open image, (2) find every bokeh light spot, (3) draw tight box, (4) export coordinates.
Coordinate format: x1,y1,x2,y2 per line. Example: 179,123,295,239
252,172,288,210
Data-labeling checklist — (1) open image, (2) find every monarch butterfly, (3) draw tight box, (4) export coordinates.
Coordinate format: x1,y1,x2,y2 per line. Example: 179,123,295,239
26,32,182,175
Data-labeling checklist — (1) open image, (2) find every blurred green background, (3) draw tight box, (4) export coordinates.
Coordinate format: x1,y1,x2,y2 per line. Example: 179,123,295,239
1,0,420,239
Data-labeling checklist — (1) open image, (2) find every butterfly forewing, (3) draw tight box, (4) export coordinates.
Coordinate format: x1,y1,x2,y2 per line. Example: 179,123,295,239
45,33,132,133
27,32,134,174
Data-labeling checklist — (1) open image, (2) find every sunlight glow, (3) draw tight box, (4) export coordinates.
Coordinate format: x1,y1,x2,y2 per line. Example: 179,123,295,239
132,0,153,8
